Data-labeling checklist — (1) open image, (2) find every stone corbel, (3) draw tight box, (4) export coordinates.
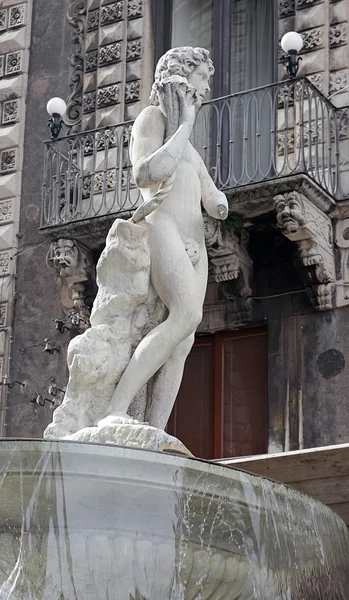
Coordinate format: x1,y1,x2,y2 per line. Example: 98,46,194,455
274,191,335,310
204,214,253,323
334,218,349,307
47,238,95,332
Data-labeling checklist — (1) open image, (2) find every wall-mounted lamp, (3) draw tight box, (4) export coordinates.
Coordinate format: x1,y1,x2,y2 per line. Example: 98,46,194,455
46,97,67,140
30,394,55,408
43,338,60,354
20,338,60,354
48,382,66,397
281,31,304,77
3,375,25,389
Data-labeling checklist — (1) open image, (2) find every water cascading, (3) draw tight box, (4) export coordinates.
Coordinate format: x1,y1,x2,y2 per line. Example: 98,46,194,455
0,440,348,599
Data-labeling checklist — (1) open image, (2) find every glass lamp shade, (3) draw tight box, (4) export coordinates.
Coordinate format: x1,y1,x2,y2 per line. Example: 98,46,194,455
281,31,303,53
46,97,67,117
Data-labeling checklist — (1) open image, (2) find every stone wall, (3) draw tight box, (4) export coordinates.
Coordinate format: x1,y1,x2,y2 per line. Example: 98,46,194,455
4,0,72,437
0,0,32,433
279,0,349,105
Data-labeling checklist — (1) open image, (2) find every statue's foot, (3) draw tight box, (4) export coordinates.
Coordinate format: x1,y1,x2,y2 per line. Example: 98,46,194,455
97,412,140,428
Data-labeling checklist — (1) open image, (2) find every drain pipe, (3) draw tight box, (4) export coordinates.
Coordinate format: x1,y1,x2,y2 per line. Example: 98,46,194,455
0,327,13,436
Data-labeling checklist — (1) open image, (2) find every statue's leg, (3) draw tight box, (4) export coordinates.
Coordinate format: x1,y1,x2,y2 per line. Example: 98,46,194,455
145,332,195,429
98,227,207,425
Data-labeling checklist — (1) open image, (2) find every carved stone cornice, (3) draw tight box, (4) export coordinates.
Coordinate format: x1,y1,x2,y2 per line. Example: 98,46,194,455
227,174,336,220
204,214,253,322
66,0,87,133
274,191,335,310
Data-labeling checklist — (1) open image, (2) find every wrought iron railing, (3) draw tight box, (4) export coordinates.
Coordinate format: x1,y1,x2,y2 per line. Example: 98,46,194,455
41,77,349,229
41,121,141,228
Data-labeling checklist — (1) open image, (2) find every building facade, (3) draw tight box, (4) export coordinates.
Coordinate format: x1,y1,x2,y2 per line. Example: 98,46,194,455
1,0,349,462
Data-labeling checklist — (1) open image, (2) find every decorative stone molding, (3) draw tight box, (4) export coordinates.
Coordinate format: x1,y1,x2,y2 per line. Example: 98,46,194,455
204,214,253,322
0,200,13,225
97,84,120,107
48,239,95,332
127,39,141,60
128,0,143,19
2,99,20,125
0,251,11,277
297,0,322,8
65,0,87,133
279,0,295,17
307,72,325,93
100,2,123,25
125,80,140,103
99,41,122,66
301,26,324,52
0,303,7,328
274,191,335,310
277,129,294,155
329,69,348,94
0,149,17,173
329,22,347,47
66,0,150,129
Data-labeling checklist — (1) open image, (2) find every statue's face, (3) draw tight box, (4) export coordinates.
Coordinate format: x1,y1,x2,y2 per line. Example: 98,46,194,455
275,194,304,232
187,62,211,107
53,240,79,272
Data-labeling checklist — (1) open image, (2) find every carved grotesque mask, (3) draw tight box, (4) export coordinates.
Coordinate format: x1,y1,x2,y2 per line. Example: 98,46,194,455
203,212,221,246
275,193,305,233
52,239,79,274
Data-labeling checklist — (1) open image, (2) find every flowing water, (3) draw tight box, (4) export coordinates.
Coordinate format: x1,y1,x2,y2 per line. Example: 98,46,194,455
0,440,348,599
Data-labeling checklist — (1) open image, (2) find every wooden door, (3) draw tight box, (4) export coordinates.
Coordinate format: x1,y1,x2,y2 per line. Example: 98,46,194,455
167,328,268,460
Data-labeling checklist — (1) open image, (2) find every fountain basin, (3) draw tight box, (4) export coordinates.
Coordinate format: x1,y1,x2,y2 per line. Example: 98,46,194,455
0,440,348,599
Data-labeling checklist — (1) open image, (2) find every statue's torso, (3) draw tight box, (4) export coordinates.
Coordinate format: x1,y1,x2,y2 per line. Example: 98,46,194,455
144,141,204,244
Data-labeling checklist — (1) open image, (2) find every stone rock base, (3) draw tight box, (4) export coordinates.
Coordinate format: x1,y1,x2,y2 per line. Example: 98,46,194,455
65,417,192,457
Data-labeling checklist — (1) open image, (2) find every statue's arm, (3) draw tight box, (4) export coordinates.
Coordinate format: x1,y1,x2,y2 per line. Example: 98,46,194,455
132,101,195,189
198,157,228,220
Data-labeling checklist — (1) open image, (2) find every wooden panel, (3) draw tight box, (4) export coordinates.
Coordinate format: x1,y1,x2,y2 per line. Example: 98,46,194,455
291,475,349,506
167,338,214,459
222,330,268,458
218,444,349,528
219,443,349,483
329,502,349,527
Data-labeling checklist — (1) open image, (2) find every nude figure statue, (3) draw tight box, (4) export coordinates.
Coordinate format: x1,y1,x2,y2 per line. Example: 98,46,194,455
98,46,228,430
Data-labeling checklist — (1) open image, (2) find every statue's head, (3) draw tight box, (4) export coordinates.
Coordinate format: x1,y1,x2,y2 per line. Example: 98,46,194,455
275,192,305,234
150,46,214,108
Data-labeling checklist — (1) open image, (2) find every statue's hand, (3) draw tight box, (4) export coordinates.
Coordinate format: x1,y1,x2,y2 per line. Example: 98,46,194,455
177,86,196,126
157,76,196,138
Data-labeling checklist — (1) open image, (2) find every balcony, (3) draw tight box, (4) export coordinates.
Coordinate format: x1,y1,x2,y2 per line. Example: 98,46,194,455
41,77,349,236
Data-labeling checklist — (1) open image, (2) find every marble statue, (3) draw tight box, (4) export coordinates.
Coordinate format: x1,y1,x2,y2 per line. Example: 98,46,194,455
44,47,228,453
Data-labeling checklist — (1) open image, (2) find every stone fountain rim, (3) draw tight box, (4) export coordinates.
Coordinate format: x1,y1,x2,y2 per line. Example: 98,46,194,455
0,437,344,524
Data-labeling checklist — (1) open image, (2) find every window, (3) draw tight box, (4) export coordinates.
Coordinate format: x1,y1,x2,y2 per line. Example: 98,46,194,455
167,328,268,459
155,0,277,97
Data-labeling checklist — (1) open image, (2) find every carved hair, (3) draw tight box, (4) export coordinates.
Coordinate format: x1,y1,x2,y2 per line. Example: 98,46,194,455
149,46,214,105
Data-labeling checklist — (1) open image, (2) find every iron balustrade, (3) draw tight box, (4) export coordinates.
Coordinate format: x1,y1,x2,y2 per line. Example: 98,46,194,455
41,78,349,229
41,121,141,228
